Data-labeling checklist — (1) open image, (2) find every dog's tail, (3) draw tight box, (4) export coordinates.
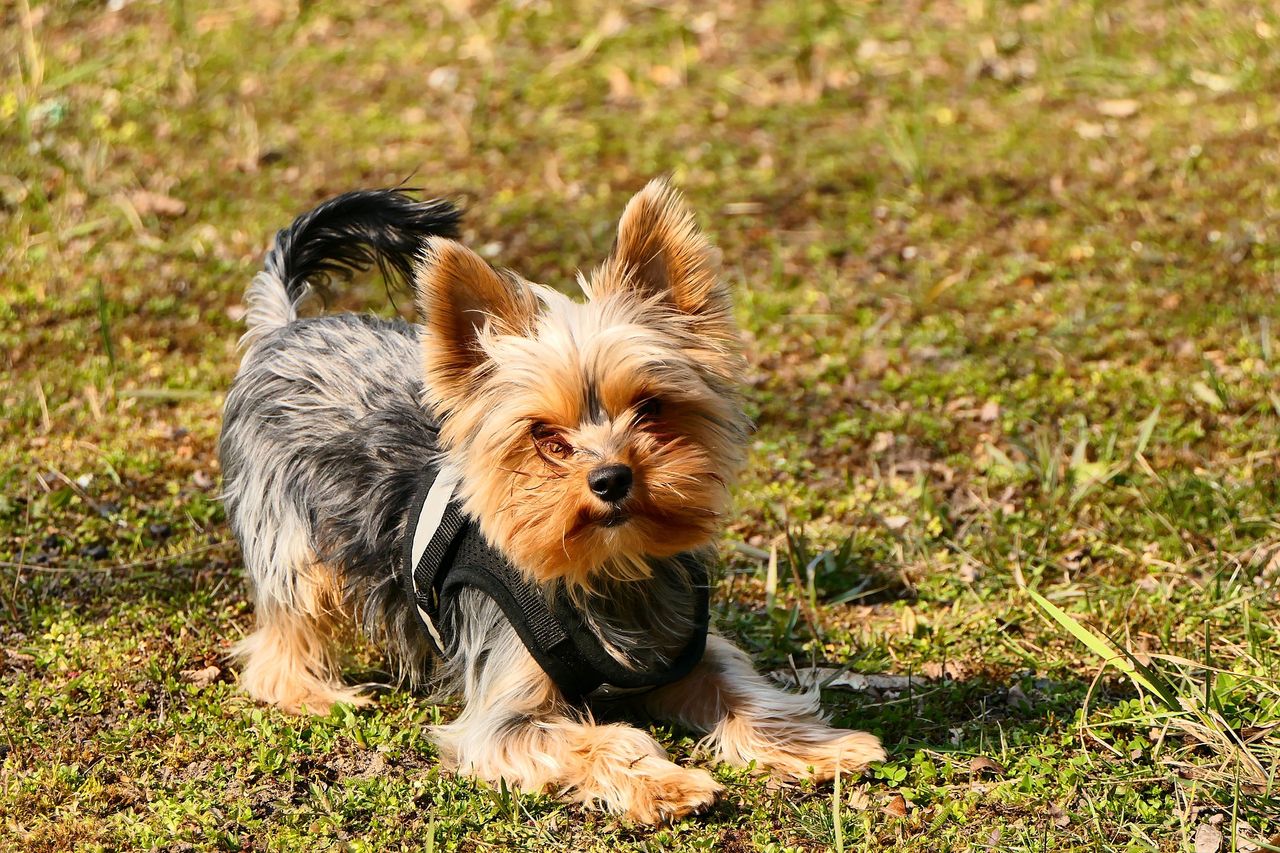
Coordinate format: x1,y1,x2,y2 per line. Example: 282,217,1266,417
242,189,462,347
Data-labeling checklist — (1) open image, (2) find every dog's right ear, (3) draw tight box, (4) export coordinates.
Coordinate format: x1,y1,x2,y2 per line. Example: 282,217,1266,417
415,237,536,405
585,179,735,346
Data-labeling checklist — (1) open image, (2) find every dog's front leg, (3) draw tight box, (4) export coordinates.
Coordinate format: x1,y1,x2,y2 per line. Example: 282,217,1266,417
431,627,721,824
644,635,886,781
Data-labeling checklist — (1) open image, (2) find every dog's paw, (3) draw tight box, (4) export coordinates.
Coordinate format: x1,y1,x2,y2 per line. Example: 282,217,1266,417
762,729,886,783
285,684,372,716
239,664,371,716
620,762,723,825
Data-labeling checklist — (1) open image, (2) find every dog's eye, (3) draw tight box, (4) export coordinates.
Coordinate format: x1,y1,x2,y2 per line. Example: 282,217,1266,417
634,397,663,422
531,423,573,459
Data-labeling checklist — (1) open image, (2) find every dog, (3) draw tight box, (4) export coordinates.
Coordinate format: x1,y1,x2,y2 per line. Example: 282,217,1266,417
218,180,885,823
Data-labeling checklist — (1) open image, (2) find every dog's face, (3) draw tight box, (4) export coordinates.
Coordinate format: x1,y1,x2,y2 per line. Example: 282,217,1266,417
414,180,749,587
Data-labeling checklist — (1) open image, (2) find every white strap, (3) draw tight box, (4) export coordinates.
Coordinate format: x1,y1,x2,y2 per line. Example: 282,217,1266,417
409,471,457,650
411,471,457,567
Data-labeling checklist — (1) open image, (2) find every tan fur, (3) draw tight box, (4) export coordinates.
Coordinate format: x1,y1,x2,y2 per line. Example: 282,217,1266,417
645,636,886,780
232,560,369,715
434,637,721,823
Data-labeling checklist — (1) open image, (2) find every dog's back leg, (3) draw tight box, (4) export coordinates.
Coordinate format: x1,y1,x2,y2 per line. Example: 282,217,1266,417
230,508,369,715
233,567,369,714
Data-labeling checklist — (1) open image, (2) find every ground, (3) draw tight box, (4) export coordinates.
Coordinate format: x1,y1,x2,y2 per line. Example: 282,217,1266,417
2,1,1279,850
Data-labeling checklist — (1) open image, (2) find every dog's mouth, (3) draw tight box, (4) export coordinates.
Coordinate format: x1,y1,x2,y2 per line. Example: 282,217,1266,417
599,510,630,528
568,508,632,537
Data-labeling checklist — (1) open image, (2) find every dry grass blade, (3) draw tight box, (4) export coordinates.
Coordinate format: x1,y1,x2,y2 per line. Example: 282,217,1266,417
1029,588,1274,788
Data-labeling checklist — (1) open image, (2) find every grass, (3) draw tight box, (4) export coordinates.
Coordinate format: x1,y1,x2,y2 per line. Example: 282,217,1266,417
3,0,1280,849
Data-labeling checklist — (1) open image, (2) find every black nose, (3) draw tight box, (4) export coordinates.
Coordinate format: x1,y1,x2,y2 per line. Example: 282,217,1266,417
587,463,633,503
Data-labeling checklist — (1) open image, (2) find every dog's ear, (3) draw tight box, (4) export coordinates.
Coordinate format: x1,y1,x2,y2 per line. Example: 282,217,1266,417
586,178,732,331
415,237,536,403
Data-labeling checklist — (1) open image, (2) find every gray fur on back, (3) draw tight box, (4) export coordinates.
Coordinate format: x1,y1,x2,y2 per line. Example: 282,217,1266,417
220,314,440,680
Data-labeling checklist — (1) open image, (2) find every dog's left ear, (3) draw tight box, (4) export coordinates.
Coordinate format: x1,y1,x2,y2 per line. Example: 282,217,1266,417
588,179,733,334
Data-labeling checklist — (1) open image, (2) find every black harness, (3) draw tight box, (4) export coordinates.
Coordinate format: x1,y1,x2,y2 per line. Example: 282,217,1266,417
399,462,710,701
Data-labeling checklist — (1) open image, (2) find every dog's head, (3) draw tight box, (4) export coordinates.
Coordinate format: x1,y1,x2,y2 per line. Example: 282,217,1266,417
414,179,749,588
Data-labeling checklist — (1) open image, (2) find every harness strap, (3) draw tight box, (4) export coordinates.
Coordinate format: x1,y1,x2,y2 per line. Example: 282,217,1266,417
400,466,710,702
404,469,463,651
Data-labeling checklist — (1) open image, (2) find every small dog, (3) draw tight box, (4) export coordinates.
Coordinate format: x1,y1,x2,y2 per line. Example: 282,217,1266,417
219,180,884,823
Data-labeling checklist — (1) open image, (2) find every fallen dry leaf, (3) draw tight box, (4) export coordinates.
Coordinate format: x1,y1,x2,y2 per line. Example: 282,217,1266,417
869,430,894,453
1194,823,1223,853
1074,120,1106,139
968,756,1007,778
844,785,871,812
770,667,922,693
919,660,966,680
1007,683,1032,710
605,66,633,103
1190,68,1234,93
900,606,917,636
130,190,186,218
763,775,789,793
882,793,908,817
355,751,388,779
180,665,221,687
1097,98,1139,118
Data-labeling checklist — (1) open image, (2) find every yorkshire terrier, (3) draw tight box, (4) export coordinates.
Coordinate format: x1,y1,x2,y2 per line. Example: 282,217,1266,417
219,180,884,823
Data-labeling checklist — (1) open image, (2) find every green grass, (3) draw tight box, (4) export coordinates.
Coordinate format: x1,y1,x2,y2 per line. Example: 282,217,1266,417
3,0,1280,849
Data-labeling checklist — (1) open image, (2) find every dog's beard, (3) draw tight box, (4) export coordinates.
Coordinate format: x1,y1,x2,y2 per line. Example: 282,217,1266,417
431,313,746,588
